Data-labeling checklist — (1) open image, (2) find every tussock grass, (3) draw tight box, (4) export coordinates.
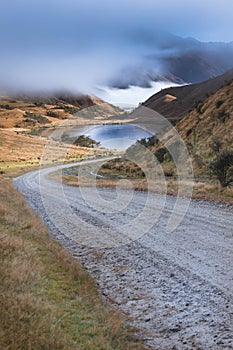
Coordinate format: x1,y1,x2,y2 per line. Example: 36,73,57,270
0,178,145,350
59,164,233,205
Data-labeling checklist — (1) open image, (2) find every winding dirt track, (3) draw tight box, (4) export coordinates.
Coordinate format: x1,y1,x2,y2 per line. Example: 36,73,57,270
14,160,233,349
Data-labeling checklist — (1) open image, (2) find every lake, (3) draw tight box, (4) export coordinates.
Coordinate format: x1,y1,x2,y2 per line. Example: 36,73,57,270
69,124,153,150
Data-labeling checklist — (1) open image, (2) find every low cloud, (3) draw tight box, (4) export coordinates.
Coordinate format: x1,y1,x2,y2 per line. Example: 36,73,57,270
0,0,232,94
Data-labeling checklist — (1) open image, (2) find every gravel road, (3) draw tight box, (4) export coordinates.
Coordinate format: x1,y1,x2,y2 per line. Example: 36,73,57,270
14,160,233,349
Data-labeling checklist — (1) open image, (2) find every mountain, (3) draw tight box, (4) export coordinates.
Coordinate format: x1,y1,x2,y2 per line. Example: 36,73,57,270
7,92,103,108
142,68,233,123
0,92,121,129
144,76,233,178
109,32,233,89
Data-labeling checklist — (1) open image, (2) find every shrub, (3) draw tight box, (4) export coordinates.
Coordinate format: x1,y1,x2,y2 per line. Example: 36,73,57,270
154,147,167,163
138,135,158,147
61,134,100,148
209,150,233,187
74,135,100,148
62,105,80,114
217,110,229,122
210,138,222,154
46,110,59,118
34,101,44,107
0,104,14,110
24,112,50,125
215,100,224,109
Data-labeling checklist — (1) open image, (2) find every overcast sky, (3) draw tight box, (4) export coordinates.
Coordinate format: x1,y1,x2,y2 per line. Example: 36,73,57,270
0,0,232,92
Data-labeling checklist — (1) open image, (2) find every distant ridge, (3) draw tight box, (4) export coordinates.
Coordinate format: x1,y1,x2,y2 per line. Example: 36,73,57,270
0,91,121,129
109,34,233,89
143,68,233,123
0,91,104,109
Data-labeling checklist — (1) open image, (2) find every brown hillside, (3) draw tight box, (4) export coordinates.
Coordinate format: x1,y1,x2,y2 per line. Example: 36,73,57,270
147,78,233,177
0,93,121,129
176,79,233,166
143,68,233,124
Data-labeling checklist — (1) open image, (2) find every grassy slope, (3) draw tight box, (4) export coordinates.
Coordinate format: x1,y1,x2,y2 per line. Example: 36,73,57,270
0,127,111,177
143,68,233,123
175,79,233,170
0,178,145,350
0,95,121,129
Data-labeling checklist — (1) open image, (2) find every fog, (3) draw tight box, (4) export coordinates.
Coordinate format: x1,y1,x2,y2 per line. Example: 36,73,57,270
95,82,181,110
0,0,232,95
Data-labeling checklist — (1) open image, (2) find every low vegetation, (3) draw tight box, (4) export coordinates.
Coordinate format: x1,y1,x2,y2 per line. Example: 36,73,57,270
0,127,97,176
0,94,121,129
61,134,101,148
209,150,233,187
23,111,51,125
60,158,233,204
0,178,145,350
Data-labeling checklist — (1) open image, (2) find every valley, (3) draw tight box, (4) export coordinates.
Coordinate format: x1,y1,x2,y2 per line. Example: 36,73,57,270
1,69,232,350
58,71,233,205
1,2,233,349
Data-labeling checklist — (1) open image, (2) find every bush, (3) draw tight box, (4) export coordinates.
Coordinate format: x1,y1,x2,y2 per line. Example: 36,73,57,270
210,138,222,154
0,104,14,110
138,135,158,147
46,110,59,118
34,101,44,107
215,100,224,109
217,110,229,122
209,150,233,187
74,135,100,148
62,105,80,114
154,148,167,163
61,134,100,148
24,112,50,125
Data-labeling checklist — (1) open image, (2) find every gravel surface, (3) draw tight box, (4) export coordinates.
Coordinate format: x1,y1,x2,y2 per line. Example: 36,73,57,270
14,160,233,349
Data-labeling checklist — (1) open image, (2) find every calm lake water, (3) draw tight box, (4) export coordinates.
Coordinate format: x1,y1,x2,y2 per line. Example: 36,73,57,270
70,124,153,150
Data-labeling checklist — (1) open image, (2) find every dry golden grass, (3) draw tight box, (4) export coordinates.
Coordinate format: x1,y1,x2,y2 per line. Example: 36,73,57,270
0,128,114,176
0,178,146,350
0,100,65,128
192,181,233,204
0,97,122,129
59,164,233,205
175,80,233,162
0,129,82,176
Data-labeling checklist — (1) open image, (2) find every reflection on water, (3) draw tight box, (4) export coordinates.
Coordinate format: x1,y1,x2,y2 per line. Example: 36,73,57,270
69,124,153,150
